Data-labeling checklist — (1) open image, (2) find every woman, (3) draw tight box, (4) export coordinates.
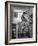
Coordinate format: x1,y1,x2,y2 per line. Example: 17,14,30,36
18,12,29,38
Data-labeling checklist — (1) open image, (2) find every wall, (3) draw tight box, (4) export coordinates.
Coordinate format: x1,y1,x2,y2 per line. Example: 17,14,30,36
0,0,38,46
37,2,38,43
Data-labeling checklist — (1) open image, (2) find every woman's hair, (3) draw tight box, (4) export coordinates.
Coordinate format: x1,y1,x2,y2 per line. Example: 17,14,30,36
21,12,27,22
23,12,27,14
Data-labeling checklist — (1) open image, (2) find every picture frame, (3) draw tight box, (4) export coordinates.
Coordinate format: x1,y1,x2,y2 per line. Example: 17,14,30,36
5,1,37,45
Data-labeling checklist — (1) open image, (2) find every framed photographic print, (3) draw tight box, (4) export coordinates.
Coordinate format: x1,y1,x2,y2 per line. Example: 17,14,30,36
5,1,37,45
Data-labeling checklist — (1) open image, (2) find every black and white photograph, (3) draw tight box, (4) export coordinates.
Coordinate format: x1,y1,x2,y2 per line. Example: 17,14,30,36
10,4,33,39
5,1,37,45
